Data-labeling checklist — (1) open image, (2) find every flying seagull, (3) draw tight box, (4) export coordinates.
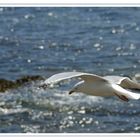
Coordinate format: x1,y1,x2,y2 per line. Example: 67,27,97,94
40,72,140,102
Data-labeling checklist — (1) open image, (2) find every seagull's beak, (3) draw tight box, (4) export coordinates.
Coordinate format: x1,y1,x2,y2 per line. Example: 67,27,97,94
69,90,75,95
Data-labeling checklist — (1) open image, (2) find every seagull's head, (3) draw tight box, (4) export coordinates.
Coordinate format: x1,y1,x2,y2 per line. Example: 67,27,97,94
68,81,84,95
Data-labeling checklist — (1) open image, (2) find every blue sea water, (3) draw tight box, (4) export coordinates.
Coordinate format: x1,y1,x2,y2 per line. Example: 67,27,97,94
0,7,140,133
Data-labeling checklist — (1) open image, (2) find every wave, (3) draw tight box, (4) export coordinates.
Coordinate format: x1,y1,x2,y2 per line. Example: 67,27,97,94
0,75,44,92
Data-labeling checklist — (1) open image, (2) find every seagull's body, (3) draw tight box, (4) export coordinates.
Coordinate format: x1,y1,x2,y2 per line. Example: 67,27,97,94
42,72,140,102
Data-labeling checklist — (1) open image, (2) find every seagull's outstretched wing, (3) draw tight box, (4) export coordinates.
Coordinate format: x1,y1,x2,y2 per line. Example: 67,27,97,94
120,78,140,89
104,76,140,89
44,72,107,85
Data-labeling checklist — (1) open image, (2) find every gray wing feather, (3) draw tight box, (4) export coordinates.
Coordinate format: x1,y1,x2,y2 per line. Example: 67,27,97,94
121,78,140,89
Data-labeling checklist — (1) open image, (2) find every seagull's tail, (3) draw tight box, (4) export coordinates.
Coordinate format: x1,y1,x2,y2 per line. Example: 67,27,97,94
112,84,140,100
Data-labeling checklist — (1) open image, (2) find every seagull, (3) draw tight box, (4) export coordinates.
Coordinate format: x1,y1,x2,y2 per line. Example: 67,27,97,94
40,72,140,102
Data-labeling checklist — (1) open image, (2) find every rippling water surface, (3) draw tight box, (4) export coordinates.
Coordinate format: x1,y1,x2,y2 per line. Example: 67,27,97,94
0,7,140,133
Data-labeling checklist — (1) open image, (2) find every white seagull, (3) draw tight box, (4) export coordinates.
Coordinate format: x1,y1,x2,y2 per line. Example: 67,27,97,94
41,72,140,102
